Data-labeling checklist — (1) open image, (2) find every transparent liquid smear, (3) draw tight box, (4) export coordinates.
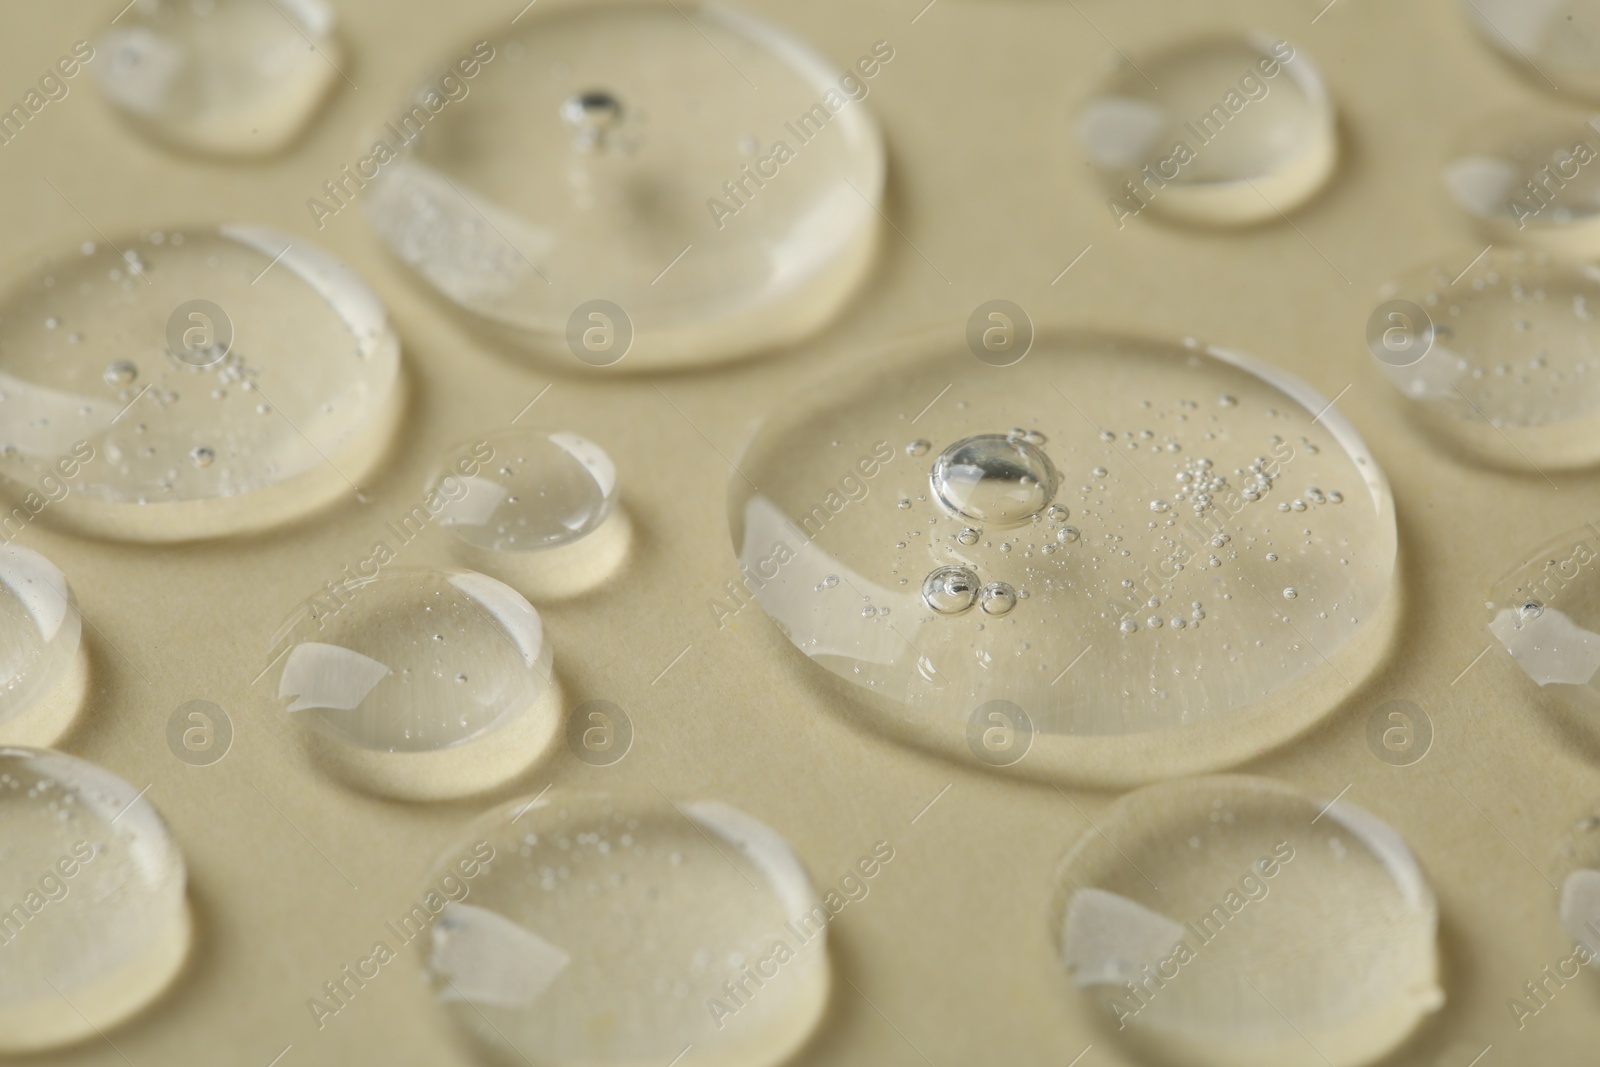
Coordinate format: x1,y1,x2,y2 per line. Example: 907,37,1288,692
1462,0,1600,102
1076,34,1335,226
271,568,557,800
0,227,401,542
1375,249,1600,471
1055,777,1441,1067
1443,108,1600,252
424,793,827,1067
0,546,80,730
97,0,342,157
364,1,884,370
0,748,190,1053
730,334,1397,785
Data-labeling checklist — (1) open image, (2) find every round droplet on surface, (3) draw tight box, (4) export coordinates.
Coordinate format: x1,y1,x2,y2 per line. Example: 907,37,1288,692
1374,249,1600,471
0,547,83,746
0,227,401,542
102,360,137,387
271,567,560,800
364,3,884,371
423,791,829,1067
0,748,190,1053
1055,775,1441,1067
428,429,629,600
922,565,980,614
1076,34,1336,226
95,0,343,157
730,332,1397,786
1462,0,1600,102
930,433,1061,526
1443,108,1600,250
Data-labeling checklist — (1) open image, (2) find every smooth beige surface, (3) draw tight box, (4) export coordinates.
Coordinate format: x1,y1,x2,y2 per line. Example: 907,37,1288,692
1,0,1597,1063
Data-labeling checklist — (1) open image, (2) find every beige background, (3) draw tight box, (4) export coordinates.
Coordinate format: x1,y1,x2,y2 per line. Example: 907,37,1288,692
1,0,1596,1063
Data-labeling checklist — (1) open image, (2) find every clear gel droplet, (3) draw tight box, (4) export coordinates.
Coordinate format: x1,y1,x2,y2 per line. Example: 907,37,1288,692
424,792,828,1067
96,0,343,157
0,748,190,1053
0,227,401,542
730,332,1397,785
365,3,884,370
1375,249,1600,469
1443,109,1600,250
1056,776,1441,1067
270,567,558,799
1076,33,1336,226
1462,0,1600,102
428,429,627,600
0,547,82,734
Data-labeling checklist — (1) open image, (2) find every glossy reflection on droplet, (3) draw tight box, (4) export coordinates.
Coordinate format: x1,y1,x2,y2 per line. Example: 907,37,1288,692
271,567,560,800
429,429,628,600
1077,34,1335,226
922,565,980,614
1462,0,1600,102
0,747,190,1053
730,332,1397,785
0,227,402,542
423,791,830,1067
1487,524,1600,715
1055,775,1441,1067
1443,108,1600,251
364,3,884,370
1374,249,1600,471
96,0,342,157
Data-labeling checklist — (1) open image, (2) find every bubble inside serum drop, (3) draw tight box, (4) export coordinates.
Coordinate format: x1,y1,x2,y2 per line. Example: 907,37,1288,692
930,433,1060,526
0,748,190,1054
423,792,830,1067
